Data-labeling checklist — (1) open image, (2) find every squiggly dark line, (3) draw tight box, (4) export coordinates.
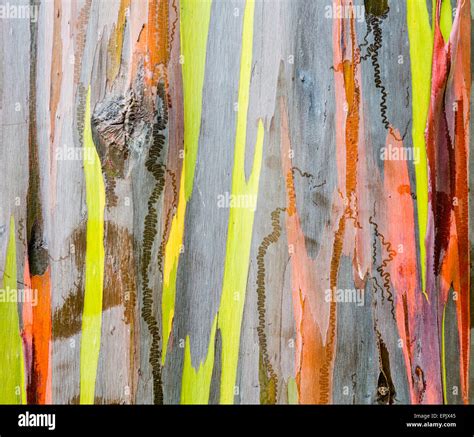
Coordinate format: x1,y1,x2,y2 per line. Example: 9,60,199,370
367,14,389,131
166,167,178,206
256,207,286,403
370,232,385,300
18,218,25,247
369,214,396,319
169,0,178,48
157,168,178,277
359,12,405,143
291,166,327,191
140,82,169,404
291,166,314,181
357,18,373,63
319,215,345,403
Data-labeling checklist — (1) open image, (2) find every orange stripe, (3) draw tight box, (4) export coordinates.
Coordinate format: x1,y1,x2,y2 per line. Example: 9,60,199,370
23,265,52,404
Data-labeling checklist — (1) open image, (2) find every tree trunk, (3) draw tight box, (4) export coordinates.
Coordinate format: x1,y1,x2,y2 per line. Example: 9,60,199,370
0,0,471,405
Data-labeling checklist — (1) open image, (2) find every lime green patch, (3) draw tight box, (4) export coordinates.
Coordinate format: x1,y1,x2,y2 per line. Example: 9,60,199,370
180,0,213,200
161,0,213,365
178,0,264,404
80,88,106,404
181,317,217,404
0,217,26,404
217,0,264,404
161,254,178,364
287,377,299,404
440,0,453,43
407,0,433,301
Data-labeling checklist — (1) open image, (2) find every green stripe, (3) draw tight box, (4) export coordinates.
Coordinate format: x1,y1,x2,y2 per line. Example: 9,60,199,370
0,216,26,404
80,88,105,404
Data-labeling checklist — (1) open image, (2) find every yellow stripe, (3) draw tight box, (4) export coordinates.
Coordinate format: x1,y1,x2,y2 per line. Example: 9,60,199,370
179,0,263,404
161,0,213,364
180,317,217,404
440,0,453,43
406,0,433,301
287,377,298,404
217,0,263,404
0,216,26,404
80,88,105,404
